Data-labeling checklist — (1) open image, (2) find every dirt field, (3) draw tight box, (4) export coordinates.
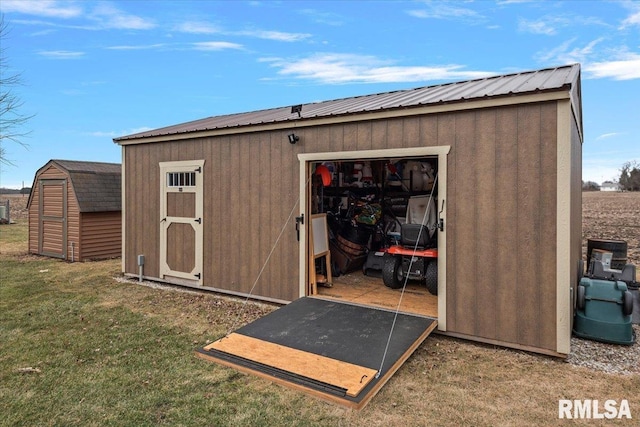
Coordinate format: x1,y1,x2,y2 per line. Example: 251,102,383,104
2,191,639,267
0,193,28,222
582,191,639,270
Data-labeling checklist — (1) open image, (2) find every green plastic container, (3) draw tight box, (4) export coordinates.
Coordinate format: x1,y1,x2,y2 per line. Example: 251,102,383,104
573,277,635,345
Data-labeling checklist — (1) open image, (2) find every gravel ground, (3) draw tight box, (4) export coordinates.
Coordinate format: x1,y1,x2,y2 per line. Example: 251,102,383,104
568,324,639,375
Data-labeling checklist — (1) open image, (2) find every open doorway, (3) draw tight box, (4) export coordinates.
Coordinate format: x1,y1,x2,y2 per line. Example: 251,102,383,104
300,148,448,321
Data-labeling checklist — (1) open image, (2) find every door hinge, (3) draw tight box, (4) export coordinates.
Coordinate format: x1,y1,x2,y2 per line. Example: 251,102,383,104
195,273,201,279
194,166,202,173
194,218,202,224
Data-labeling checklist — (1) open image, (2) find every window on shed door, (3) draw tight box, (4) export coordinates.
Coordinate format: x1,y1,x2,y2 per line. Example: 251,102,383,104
167,172,196,187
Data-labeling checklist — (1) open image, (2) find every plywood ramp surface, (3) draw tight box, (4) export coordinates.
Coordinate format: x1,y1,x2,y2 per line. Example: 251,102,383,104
206,333,376,397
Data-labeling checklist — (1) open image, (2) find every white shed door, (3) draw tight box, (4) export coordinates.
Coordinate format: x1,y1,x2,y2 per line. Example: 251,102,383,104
159,160,205,284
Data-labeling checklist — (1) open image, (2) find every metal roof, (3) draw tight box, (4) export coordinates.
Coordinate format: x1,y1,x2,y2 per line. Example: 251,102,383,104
114,63,581,142
29,160,122,212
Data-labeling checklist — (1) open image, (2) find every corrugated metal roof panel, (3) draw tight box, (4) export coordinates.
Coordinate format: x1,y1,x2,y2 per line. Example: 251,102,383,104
115,64,580,142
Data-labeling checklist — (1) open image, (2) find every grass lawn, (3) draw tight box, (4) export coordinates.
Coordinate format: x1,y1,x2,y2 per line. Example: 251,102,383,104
1,221,639,426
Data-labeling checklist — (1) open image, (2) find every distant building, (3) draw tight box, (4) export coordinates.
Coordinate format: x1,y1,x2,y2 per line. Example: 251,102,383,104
601,181,620,191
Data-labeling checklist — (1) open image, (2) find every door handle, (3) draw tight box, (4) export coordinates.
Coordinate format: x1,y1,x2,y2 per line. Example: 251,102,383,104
437,200,445,232
295,214,304,241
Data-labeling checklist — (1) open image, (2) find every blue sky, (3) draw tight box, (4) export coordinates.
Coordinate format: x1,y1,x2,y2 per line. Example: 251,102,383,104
1,0,639,189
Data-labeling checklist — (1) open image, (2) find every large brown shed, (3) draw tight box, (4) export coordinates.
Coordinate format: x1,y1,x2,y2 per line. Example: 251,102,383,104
114,64,583,357
27,160,122,261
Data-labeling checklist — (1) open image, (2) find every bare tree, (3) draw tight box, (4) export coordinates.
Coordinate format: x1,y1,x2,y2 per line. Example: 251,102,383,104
619,161,640,191
1,14,33,165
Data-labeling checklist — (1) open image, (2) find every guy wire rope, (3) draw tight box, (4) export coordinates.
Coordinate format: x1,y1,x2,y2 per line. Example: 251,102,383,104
226,173,312,336
375,172,438,378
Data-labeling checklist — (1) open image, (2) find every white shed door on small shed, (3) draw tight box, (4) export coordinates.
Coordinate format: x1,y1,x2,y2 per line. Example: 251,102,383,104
159,160,205,285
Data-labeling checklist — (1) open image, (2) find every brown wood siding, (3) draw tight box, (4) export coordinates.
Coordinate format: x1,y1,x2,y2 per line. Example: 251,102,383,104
167,222,195,272
65,177,80,261
474,109,497,340
40,182,65,257
124,134,301,301
42,184,64,217
28,165,79,260
123,101,562,351
167,193,195,218
494,106,520,345
540,104,559,350
444,102,558,351
41,220,64,255
79,211,121,260
124,143,148,277
450,111,476,336
29,166,65,254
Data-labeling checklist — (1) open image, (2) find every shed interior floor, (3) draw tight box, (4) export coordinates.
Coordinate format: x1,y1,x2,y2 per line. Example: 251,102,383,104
316,271,437,319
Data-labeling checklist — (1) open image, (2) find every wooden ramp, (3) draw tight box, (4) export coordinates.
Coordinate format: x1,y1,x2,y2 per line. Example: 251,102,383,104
196,297,437,409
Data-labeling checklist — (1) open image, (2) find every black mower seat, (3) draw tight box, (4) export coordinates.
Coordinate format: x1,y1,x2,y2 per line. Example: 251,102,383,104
400,223,435,249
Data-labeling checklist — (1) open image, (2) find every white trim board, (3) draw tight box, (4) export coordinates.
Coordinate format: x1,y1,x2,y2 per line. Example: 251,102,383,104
298,146,450,331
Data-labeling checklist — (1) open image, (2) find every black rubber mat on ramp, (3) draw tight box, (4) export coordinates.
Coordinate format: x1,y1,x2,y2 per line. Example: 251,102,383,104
197,297,437,409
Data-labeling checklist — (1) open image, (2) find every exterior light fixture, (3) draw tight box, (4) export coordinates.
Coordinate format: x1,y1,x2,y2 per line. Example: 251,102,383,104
288,133,299,144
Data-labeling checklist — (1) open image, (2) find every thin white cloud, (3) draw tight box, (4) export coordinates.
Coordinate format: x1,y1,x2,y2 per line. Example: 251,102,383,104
87,131,119,137
407,2,484,22
88,3,155,30
174,21,221,35
107,44,167,51
174,21,310,42
236,29,311,42
10,18,91,31
30,29,57,36
88,127,153,138
518,18,559,35
519,14,608,36
298,8,345,26
496,0,535,4
596,132,622,140
265,53,493,84
106,41,242,52
537,39,640,80
125,126,154,136
621,2,640,28
192,41,244,51
38,50,85,59
1,0,82,19
3,1,154,31
585,53,640,80
535,38,603,64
